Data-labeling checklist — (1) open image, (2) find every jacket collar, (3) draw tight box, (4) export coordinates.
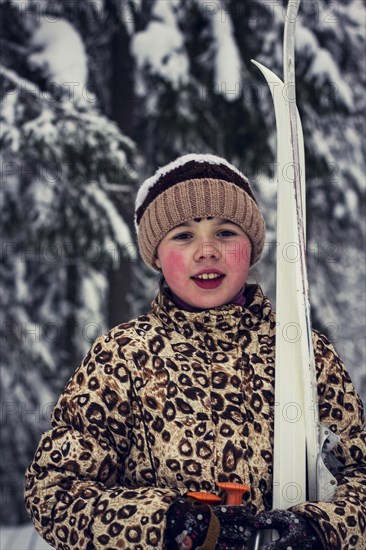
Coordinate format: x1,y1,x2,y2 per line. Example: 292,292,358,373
151,284,273,339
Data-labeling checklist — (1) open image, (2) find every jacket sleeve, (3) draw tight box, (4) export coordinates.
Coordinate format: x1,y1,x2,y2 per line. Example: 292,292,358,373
290,331,366,550
24,335,179,549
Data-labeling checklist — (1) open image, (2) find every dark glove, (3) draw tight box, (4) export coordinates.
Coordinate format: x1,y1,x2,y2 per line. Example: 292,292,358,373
165,496,220,550
214,505,256,550
253,509,323,550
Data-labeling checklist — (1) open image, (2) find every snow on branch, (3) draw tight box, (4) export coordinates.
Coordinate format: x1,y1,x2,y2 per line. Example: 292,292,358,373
131,0,189,89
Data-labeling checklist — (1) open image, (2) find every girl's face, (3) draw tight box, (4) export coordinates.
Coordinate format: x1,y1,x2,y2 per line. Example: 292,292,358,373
155,217,252,309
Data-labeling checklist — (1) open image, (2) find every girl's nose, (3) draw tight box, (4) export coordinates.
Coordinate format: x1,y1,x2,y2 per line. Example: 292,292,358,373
194,240,221,261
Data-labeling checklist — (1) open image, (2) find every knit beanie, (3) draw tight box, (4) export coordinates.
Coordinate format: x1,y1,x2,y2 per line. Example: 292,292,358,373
134,154,266,270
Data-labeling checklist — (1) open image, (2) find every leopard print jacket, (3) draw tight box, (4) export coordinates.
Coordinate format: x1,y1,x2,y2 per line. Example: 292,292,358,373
25,284,366,549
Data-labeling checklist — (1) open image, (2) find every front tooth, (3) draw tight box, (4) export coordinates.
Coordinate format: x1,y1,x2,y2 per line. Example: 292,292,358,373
198,273,220,280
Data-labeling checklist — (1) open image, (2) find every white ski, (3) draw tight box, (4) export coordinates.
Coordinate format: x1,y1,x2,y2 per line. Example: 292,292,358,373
251,0,338,514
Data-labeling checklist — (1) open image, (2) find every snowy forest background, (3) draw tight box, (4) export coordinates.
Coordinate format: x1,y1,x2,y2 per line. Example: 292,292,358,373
1,0,365,533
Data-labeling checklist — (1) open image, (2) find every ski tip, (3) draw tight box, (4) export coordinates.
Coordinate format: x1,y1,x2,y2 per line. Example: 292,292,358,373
251,60,283,86
251,59,265,73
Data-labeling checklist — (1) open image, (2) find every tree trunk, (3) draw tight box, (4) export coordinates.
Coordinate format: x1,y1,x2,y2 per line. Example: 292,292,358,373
108,26,135,327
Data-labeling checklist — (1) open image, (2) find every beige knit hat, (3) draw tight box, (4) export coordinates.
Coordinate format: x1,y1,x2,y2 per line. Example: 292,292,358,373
134,154,266,270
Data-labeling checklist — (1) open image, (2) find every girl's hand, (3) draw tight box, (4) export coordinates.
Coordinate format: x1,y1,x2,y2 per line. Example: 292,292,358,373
213,505,256,549
165,496,219,550
253,509,324,550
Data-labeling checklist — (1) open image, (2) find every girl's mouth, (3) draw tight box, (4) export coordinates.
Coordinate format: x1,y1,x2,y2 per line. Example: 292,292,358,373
191,275,225,289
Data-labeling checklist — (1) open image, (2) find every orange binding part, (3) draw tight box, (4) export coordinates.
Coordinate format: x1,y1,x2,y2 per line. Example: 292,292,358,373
216,482,250,505
187,491,222,504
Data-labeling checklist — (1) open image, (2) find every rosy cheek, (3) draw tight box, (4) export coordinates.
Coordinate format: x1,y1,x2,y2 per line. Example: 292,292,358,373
161,249,186,278
223,240,251,268
241,241,252,264
221,242,241,266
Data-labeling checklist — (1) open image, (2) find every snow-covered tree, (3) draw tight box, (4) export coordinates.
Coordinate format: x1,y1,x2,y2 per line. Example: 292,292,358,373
127,0,365,401
1,0,136,523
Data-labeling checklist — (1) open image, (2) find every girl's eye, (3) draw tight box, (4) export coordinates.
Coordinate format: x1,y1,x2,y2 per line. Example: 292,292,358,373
173,233,191,240
218,230,236,237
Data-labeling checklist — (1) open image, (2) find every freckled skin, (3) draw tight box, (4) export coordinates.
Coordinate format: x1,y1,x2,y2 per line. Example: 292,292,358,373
155,217,252,309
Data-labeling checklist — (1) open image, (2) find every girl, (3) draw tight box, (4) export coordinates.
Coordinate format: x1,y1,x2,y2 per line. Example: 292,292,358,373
25,154,365,549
